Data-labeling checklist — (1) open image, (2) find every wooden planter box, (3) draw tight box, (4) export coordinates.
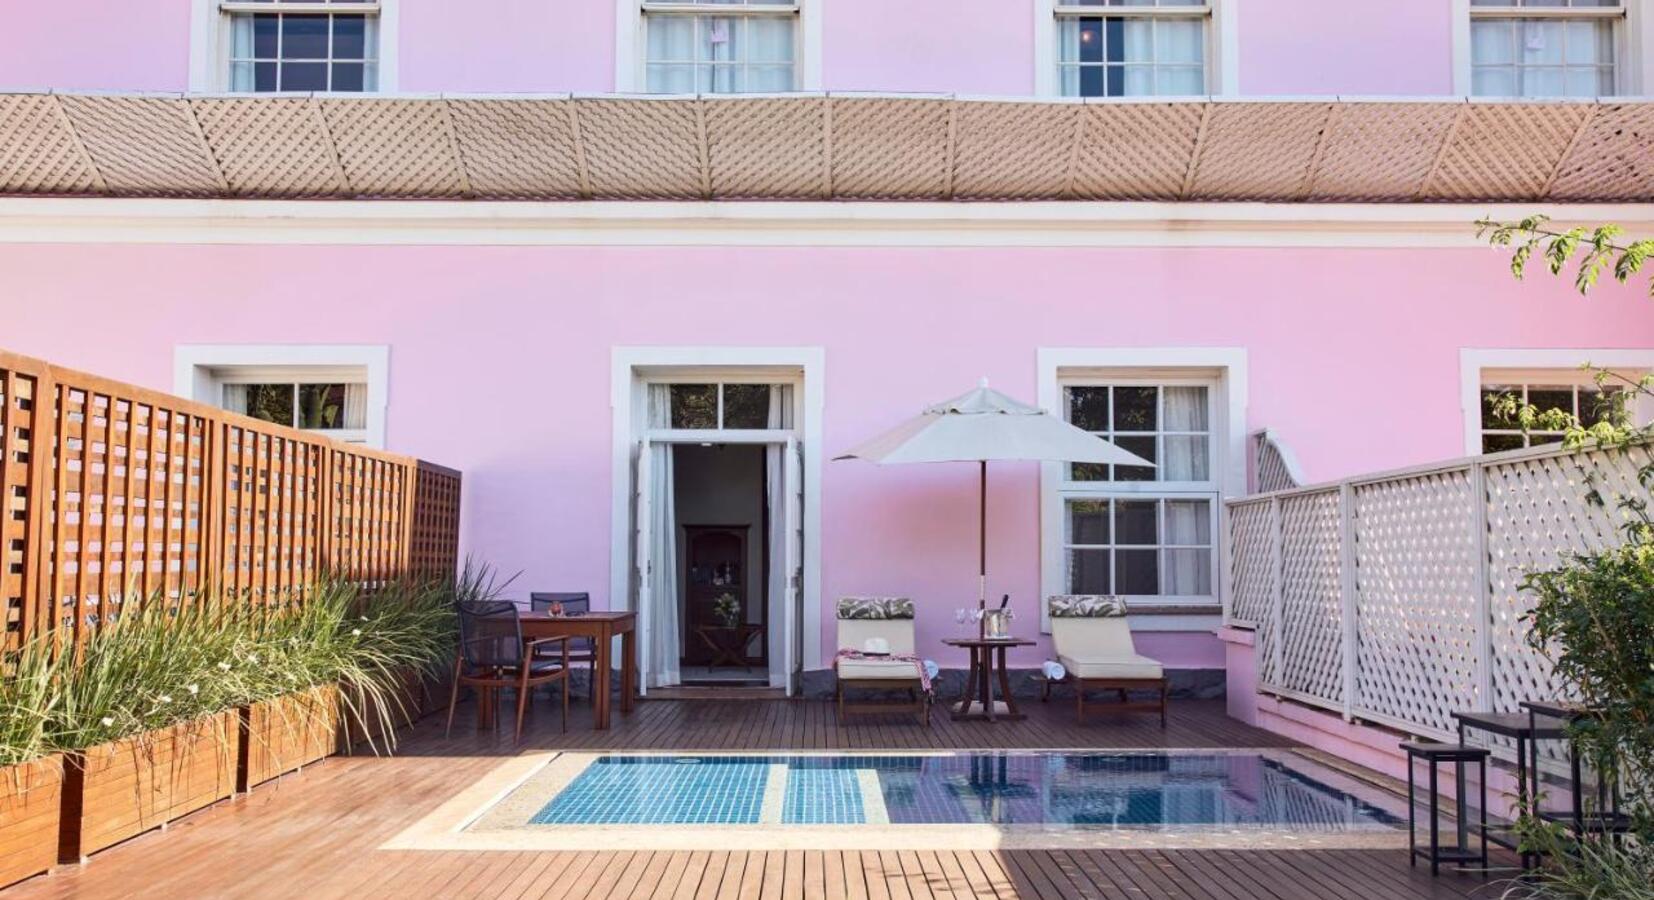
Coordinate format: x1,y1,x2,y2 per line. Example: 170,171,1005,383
238,686,340,792
336,670,423,753
0,756,62,888
59,712,238,862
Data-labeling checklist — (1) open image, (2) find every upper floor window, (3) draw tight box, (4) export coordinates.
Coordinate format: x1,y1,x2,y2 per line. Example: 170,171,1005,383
1055,0,1209,97
643,0,798,93
1470,0,1623,97
223,0,381,92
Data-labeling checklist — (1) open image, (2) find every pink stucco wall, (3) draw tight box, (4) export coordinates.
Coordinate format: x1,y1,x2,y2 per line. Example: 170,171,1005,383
399,0,616,94
0,1,1470,97
3,241,1650,672
0,1,191,92
822,0,1033,95
1238,0,1455,96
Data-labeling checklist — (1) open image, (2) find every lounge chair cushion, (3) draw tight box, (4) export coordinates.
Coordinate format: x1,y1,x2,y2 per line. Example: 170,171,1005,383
837,597,915,620
837,658,923,681
1057,653,1164,681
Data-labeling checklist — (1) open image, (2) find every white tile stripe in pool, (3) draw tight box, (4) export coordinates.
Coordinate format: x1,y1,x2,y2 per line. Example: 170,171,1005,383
760,764,788,824
857,769,890,825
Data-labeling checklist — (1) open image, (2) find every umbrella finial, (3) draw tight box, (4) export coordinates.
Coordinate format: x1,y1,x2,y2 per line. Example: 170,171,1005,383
978,376,990,389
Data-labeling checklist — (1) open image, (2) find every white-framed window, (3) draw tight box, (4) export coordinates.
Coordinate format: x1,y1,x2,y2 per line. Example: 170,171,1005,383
174,345,389,448
1056,378,1220,606
1478,369,1635,453
194,0,391,92
1469,0,1625,97
640,0,799,93
1459,349,1654,457
1052,0,1211,97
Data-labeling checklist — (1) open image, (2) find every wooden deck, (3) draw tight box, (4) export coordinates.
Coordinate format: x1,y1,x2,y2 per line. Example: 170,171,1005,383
3,699,1505,900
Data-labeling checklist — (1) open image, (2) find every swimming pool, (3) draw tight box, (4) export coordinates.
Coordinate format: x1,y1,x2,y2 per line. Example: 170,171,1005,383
523,752,1404,830
378,748,1415,851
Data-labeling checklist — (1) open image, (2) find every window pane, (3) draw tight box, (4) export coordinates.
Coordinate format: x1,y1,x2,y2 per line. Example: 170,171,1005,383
1071,462,1109,482
1482,386,1518,429
297,384,348,429
1113,387,1157,431
1163,548,1211,595
1164,499,1210,544
1471,20,1516,65
746,16,794,62
1156,18,1203,64
1482,433,1527,454
1157,65,1204,95
280,62,328,90
1122,66,1154,96
1582,386,1628,425
331,62,364,91
1067,387,1110,432
1528,386,1575,418
1116,500,1158,545
255,62,278,91
1162,435,1208,480
647,15,697,62
1119,18,1153,62
333,15,367,59
702,16,738,63
230,61,255,91
721,384,772,429
1078,17,1106,64
1162,386,1208,431
254,14,280,57
1565,19,1613,64
1521,66,1566,96
1115,549,1159,595
1113,435,1157,481
1068,549,1112,595
241,384,295,427
1067,500,1111,545
669,384,719,429
282,14,330,59
1474,66,1519,96
647,63,697,93
1521,21,1565,65
746,64,794,92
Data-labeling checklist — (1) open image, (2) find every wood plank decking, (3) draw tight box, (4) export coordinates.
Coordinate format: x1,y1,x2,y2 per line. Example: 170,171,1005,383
2,699,1505,900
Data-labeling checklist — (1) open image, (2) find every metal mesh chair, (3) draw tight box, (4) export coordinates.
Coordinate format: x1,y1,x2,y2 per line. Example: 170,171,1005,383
446,599,569,741
531,592,597,701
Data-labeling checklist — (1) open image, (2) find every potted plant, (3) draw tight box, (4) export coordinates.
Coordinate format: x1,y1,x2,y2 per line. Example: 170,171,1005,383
0,638,62,888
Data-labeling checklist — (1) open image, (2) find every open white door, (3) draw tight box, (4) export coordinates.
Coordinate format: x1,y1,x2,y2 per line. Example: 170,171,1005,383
781,438,804,696
633,439,653,696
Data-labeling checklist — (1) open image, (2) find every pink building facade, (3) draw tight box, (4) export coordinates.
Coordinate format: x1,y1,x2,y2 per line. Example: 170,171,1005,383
3,1,1654,698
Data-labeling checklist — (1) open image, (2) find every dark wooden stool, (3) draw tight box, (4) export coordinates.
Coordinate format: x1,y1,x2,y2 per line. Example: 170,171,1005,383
1402,741,1489,876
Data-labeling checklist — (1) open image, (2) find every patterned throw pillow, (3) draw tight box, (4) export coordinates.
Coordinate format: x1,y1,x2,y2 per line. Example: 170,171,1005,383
1048,595,1127,618
836,597,915,620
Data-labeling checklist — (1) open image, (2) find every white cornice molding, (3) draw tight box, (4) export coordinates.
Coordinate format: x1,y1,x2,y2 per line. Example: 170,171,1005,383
1,199,1651,248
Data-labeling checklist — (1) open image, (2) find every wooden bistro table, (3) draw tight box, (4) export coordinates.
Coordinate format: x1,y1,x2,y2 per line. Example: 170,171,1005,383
521,611,637,730
943,637,1036,722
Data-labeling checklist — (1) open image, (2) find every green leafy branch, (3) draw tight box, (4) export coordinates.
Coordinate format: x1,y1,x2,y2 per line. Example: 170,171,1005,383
1476,215,1654,297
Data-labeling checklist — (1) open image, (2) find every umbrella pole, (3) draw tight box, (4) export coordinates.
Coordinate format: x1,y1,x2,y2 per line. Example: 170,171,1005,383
979,459,987,639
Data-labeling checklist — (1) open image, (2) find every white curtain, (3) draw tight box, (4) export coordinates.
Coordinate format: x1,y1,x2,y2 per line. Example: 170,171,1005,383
645,386,681,688
1163,499,1211,597
222,383,249,415
342,383,368,430
1161,386,1209,481
764,384,794,689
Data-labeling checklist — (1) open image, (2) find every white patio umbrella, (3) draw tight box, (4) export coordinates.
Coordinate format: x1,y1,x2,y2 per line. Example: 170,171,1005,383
836,379,1152,632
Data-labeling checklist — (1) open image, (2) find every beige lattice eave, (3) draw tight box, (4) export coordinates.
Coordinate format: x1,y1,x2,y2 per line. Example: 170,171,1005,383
1,91,1651,202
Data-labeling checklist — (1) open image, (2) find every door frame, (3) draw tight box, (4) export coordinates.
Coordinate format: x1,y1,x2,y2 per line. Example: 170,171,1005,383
610,347,826,678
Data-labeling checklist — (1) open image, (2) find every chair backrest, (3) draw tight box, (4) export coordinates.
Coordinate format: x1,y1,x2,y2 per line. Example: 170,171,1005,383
836,597,916,654
1047,595,1137,660
530,593,594,653
457,599,525,669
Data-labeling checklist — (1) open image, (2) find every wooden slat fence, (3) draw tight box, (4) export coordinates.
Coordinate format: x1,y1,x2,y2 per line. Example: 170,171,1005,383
1226,438,1649,741
0,349,461,656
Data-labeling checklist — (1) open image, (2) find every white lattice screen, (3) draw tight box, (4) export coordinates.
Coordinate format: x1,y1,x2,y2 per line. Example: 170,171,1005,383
1226,441,1645,740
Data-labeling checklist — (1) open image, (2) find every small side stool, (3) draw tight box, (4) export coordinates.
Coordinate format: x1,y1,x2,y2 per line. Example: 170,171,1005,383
1401,741,1489,876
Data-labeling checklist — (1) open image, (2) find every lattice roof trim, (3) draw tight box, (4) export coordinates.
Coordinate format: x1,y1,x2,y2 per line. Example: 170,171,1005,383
2,92,1652,203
